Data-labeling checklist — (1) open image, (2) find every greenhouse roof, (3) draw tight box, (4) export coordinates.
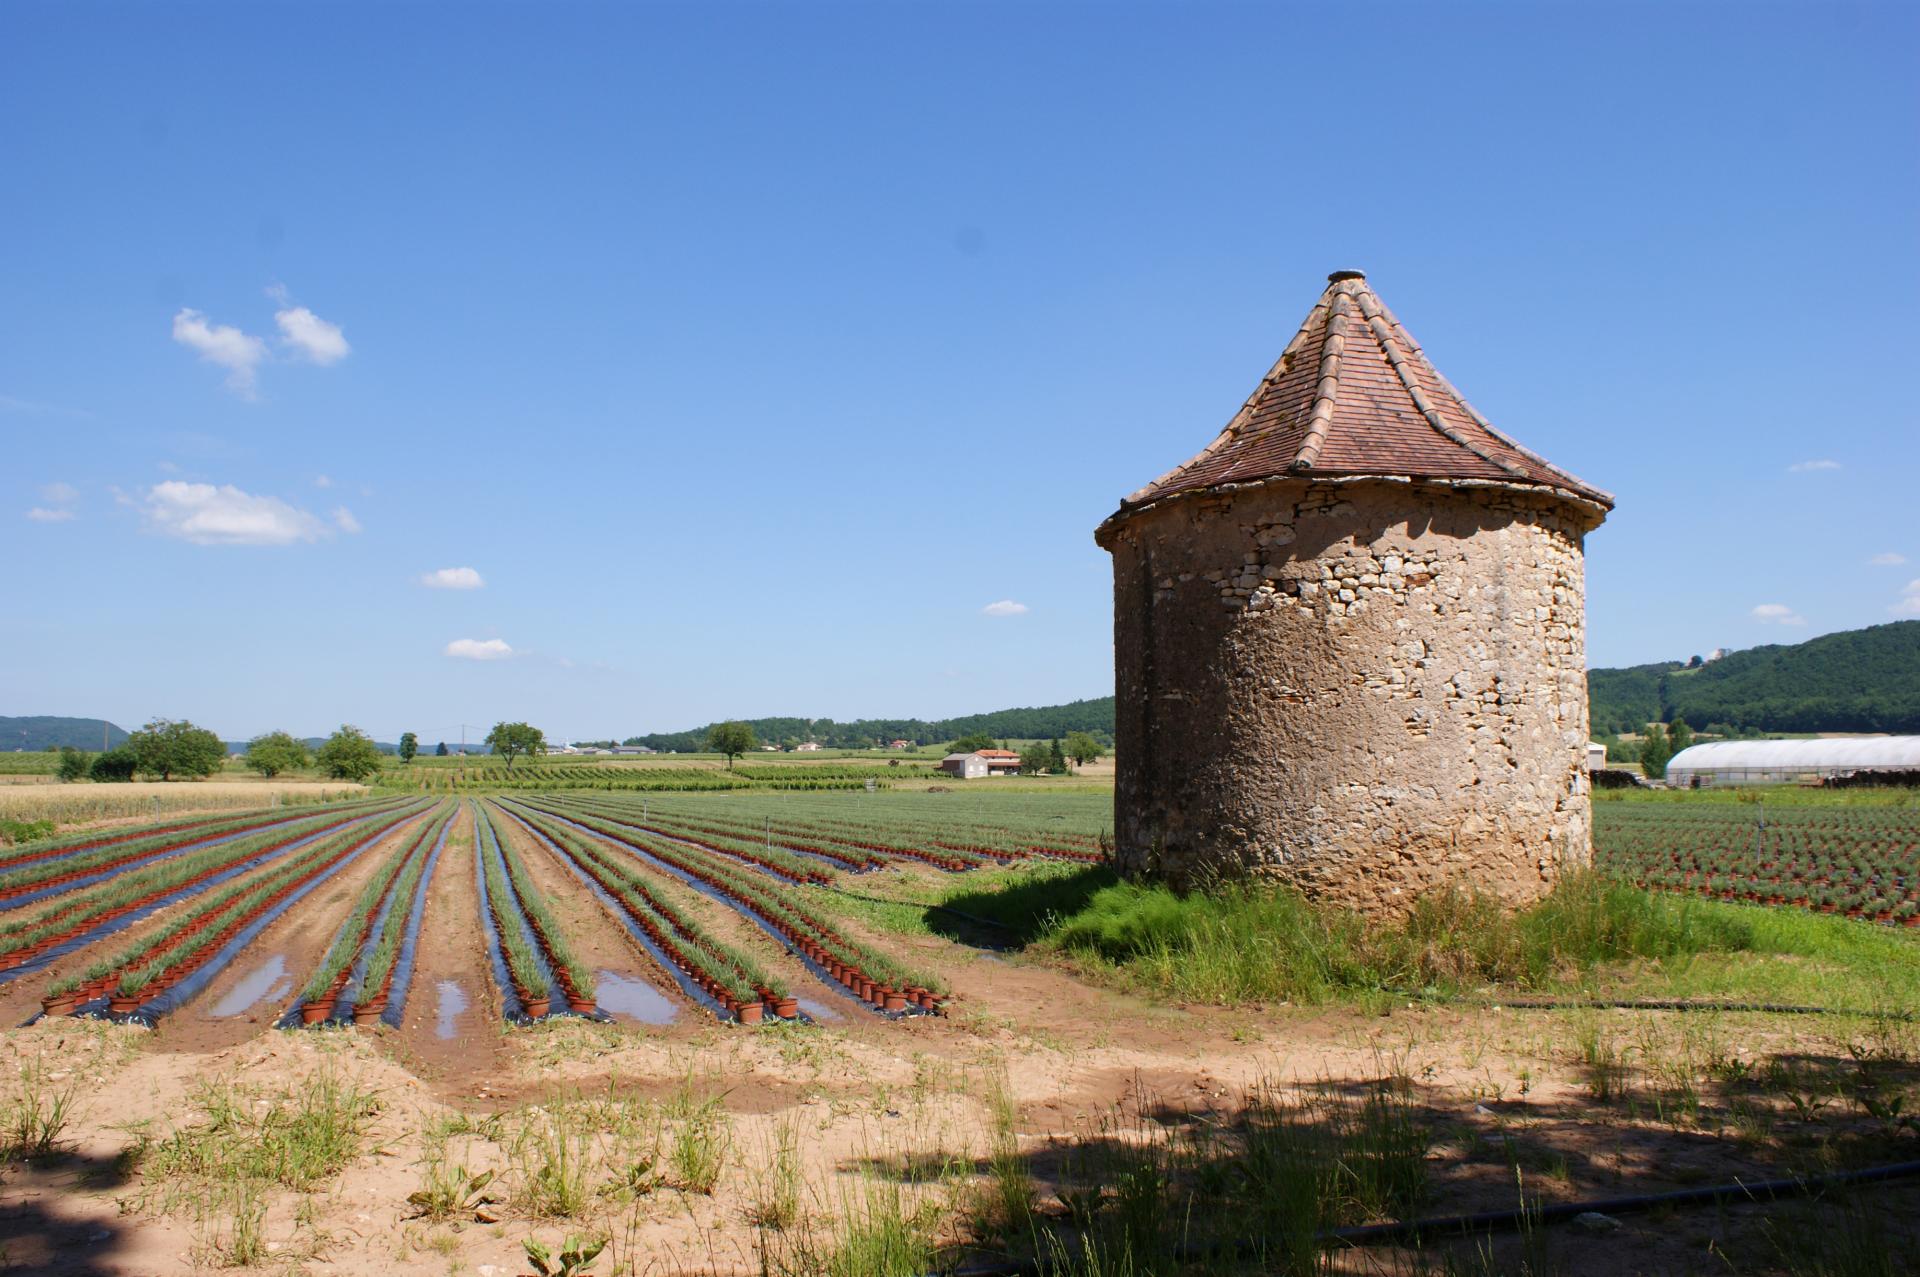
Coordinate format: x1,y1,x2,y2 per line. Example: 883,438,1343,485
1667,736,1920,773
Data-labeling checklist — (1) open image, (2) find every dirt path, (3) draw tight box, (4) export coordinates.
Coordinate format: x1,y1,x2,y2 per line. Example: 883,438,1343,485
381,804,515,1096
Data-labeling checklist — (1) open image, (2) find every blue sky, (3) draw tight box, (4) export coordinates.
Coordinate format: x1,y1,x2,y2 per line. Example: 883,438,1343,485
3,2,1915,745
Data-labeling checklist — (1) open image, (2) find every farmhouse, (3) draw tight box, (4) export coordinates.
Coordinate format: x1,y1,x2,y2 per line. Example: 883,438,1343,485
888,738,913,750
1667,736,1920,787
1095,270,1613,914
795,741,822,752
936,751,1023,779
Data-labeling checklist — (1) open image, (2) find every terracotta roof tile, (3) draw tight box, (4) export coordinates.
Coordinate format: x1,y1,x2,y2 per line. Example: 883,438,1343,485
1112,272,1613,516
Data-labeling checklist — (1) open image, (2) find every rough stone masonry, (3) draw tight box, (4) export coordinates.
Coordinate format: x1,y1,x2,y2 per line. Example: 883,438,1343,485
1095,271,1612,914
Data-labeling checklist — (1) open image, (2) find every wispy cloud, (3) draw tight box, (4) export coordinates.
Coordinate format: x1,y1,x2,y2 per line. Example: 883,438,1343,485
171,309,268,397
274,304,350,365
1786,459,1841,473
981,599,1029,617
1870,552,1906,567
313,474,334,489
1893,581,1920,618
445,637,513,661
420,567,485,590
331,506,362,534
25,481,81,523
141,481,327,546
1750,603,1806,626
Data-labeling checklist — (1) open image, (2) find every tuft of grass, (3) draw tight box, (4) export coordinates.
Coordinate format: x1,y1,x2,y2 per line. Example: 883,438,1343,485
142,1066,379,1193
1,1057,81,1161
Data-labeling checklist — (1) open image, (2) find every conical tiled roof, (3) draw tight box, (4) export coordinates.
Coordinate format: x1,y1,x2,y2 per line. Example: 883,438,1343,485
1106,271,1612,523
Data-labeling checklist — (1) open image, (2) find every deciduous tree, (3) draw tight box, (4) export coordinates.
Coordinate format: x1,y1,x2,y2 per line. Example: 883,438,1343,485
950,732,997,754
1640,723,1672,780
1064,732,1105,767
245,731,309,778
56,747,90,783
128,718,225,781
90,747,137,782
708,722,756,770
317,725,384,781
398,732,418,765
485,721,547,771
1666,718,1694,755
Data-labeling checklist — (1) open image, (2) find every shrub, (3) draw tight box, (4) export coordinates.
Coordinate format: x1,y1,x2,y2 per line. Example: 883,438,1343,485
89,747,138,783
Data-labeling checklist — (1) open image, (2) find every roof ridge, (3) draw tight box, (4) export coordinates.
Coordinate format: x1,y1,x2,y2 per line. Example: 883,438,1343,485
1348,282,1532,482
1369,293,1618,506
1288,286,1353,472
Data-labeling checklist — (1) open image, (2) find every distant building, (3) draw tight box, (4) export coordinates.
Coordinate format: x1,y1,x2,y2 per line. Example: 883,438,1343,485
612,745,655,755
1587,743,1608,772
795,741,822,752
1667,737,1920,787
938,750,1022,778
888,738,913,750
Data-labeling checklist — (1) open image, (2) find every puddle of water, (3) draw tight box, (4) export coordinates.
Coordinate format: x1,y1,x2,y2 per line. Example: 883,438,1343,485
435,980,471,1039
594,970,678,1026
794,996,844,1023
210,955,289,1017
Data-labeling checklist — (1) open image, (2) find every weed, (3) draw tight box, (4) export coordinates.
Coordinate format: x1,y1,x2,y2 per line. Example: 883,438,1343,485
747,1114,803,1230
1,1057,81,1160
144,1066,378,1193
524,1233,606,1276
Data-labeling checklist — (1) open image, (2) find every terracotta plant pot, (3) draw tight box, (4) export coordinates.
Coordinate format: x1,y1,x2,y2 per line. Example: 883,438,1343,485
108,994,140,1015
883,991,908,1013
352,1006,383,1027
299,1000,333,1025
523,997,550,1019
775,997,798,1018
737,1002,764,1026
40,993,77,1017
568,996,596,1015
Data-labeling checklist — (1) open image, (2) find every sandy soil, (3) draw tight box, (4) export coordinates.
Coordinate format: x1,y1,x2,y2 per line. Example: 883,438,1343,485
1,823,1915,1276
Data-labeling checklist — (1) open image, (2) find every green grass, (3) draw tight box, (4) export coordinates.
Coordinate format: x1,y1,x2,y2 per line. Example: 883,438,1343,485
896,865,1920,1012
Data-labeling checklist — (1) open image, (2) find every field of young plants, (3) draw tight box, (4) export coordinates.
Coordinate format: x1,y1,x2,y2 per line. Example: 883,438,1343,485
1593,799,1920,927
0,786,1116,1036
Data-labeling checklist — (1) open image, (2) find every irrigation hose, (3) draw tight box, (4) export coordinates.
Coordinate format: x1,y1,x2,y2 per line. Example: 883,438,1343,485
1385,991,1920,1022
928,1159,1920,1275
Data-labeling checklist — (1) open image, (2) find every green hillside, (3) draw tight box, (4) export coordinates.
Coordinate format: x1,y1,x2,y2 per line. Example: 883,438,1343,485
0,716,129,752
626,697,1117,753
1587,621,1920,735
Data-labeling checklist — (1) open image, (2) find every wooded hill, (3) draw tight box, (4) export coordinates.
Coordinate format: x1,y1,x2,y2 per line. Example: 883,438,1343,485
0,717,130,752
625,698,1119,753
1587,621,1920,735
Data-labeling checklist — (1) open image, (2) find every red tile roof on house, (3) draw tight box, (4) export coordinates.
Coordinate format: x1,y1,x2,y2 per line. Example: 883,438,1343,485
1106,272,1612,522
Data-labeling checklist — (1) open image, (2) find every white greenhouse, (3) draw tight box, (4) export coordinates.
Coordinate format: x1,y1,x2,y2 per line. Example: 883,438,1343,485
1665,736,1920,787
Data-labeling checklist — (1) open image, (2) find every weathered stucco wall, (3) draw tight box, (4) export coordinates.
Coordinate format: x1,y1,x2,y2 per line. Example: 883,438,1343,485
1101,477,1601,914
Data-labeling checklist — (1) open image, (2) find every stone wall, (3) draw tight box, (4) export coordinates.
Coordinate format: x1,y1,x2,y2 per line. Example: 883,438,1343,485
1099,476,1603,914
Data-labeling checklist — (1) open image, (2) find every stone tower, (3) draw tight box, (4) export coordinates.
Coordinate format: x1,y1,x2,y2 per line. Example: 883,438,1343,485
1094,271,1612,913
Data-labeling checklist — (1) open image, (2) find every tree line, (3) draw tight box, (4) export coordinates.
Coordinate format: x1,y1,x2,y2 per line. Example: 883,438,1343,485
53,719,551,784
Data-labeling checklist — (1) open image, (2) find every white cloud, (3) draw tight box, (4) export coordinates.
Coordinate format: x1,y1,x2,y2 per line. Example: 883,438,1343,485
171,309,268,396
1893,581,1920,618
274,305,350,365
331,506,362,534
40,482,79,504
420,567,485,590
313,474,334,489
981,600,1030,617
142,481,327,546
445,638,514,661
25,508,74,522
1786,459,1841,473
1870,552,1906,567
1750,603,1806,626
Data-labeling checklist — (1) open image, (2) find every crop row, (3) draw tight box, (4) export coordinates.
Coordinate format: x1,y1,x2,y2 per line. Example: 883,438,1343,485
41,801,431,1017
298,803,453,1024
1,800,410,975
477,802,596,1016
516,799,946,1012
545,796,838,885
501,803,789,1022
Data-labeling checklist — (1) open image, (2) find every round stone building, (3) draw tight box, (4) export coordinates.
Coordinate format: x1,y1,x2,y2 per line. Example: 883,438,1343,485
1094,271,1613,914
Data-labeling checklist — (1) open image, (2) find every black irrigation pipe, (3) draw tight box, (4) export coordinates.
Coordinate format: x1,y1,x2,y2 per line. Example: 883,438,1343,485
509,800,927,1019
1388,991,1920,1023
492,801,736,1023
381,811,452,1027
932,1160,1920,1276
